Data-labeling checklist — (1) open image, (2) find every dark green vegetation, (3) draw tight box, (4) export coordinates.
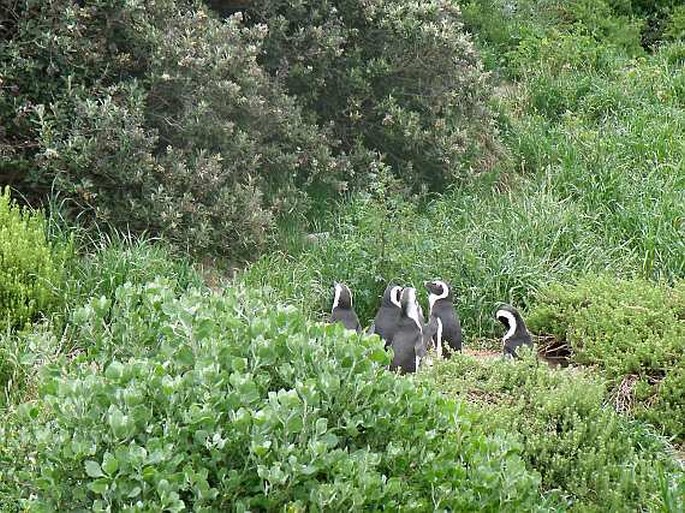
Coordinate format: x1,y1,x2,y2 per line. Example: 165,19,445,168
2,0,685,511
2,0,493,259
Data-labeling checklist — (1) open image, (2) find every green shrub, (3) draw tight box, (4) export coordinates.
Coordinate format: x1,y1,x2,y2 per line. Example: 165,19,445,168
425,353,685,511
528,275,685,442
2,282,548,511
244,0,498,191
2,1,345,260
0,188,67,330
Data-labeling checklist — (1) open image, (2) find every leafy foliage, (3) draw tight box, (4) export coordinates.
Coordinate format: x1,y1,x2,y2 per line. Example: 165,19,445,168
528,275,685,442
1,0,345,260
426,353,685,511
240,0,498,191
1,282,546,511
2,0,497,258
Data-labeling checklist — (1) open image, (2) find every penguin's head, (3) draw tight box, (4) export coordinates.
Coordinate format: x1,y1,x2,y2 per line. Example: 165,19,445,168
494,303,526,341
425,280,452,302
382,284,403,309
400,287,422,329
332,282,353,311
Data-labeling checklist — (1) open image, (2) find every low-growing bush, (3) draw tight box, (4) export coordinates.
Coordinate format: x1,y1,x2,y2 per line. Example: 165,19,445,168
528,275,685,442
0,187,68,331
425,353,685,511
1,282,548,511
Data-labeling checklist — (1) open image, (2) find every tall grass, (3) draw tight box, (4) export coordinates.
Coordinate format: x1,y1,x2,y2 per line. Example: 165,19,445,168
240,7,685,340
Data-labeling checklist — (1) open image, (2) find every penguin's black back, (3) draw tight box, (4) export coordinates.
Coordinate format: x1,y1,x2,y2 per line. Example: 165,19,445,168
431,301,462,355
389,317,422,374
497,305,533,358
371,285,402,347
330,309,362,333
330,283,361,333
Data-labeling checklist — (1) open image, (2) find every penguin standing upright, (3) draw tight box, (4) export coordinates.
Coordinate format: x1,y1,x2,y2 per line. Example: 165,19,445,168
367,284,403,347
495,304,533,358
329,282,362,333
425,280,462,356
389,287,425,374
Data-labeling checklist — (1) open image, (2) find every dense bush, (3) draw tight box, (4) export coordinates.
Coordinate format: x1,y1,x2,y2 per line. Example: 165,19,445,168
244,0,498,191
0,187,67,331
528,275,685,442
2,0,498,258
426,353,685,511
1,282,548,511
1,0,346,259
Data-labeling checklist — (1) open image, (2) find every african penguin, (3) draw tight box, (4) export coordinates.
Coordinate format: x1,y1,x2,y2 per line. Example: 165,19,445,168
425,280,462,356
495,304,533,358
389,287,424,374
329,282,362,333
367,284,403,347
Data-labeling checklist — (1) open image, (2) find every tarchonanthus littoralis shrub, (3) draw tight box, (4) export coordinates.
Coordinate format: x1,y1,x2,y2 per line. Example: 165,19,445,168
1,0,495,259
245,0,497,192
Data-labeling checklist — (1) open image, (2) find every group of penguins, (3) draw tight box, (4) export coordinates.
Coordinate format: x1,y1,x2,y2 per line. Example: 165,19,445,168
329,280,533,374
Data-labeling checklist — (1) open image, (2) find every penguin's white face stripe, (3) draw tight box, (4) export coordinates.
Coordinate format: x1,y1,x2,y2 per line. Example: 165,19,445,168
428,280,449,315
404,288,423,331
496,309,517,342
391,286,402,308
332,283,343,312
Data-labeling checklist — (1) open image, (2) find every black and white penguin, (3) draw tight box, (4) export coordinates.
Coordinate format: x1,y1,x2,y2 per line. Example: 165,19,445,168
389,287,424,374
367,284,403,347
495,304,533,358
329,282,362,333
425,280,462,356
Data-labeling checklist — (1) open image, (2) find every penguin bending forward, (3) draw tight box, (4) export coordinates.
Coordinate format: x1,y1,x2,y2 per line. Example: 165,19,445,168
329,282,362,333
367,284,403,347
389,287,425,374
425,280,462,356
495,304,533,358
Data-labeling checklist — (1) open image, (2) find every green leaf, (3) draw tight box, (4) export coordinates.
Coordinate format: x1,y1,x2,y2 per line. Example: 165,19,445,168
85,460,104,478
88,478,109,495
102,452,119,475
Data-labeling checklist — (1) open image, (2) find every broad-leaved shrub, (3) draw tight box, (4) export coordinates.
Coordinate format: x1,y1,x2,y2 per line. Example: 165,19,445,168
1,282,547,511
244,0,498,191
1,1,345,259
